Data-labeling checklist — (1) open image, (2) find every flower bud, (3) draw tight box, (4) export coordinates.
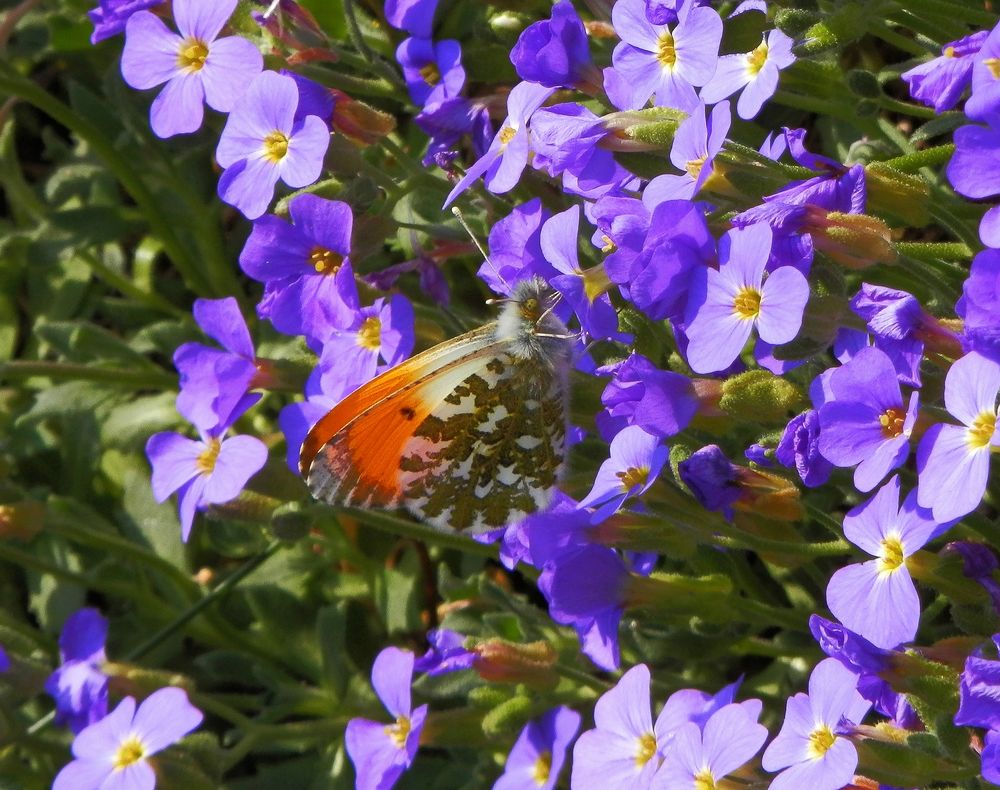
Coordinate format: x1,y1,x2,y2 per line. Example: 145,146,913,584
0,501,44,541
600,107,686,151
865,162,931,227
719,369,804,424
803,208,897,269
471,639,558,689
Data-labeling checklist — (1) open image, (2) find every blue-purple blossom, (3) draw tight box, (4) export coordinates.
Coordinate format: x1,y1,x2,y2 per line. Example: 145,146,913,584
959,249,1000,354
609,0,722,111
684,223,809,374
946,541,1000,611
52,687,203,790
817,347,919,492
89,0,159,44
239,194,360,341
44,608,109,734
0,646,8,672
643,101,731,205
396,37,465,107
651,703,768,788
121,0,263,137
443,81,554,207
760,658,872,790
700,28,796,119
955,635,1000,731
510,0,596,90
596,353,697,441
578,425,668,521
677,445,741,517
916,352,1000,522
384,0,438,37
415,96,492,168
413,629,476,675
776,410,834,487
901,30,986,112
345,647,427,790
965,24,1000,121
826,476,942,649
216,71,330,219
495,706,581,790
946,117,1000,247
480,198,556,294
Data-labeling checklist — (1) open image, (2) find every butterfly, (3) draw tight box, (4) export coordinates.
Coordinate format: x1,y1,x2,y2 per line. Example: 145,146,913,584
299,276,575,534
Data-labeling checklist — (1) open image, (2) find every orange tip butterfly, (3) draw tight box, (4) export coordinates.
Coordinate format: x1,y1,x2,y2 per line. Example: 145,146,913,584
299,277,574,533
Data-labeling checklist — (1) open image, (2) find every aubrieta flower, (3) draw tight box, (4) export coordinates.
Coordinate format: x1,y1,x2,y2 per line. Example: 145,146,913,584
683,223,810,374
817,346,919,493
0,645,8,672
609,0,722,111
677,444,741,517
578,425,668,521
700,28,796,119
174,298,263,435
495,706,581,790
412,629,477,675
384,0,439,37
642,101,731,205
596,353,697,441
510,0,596,90
651,703,768,789
947,541,1000,612
45,608,109,734
965,23,1000,121
776,410,834,488
959,249,1000,355
946,117,1000,247
955,634,1000,783
396,37,465,107
443,81,555,207
239,194,360,341
121,0,263,137
345,647,427,790
901,30,987,112
146,424,268,541
481,199,557,295
216,70,330,220
89,0,159,44
916,352,1000,522
760,657,872,790
826,475,943,649
52,687,203,790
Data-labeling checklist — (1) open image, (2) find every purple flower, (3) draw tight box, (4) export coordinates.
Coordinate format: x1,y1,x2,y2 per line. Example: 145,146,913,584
44,609,109,734
52,687,203,790
481,198,556,294
120,0,263,137
345,647,427,790
966,24,1000,121
510,0,595,90
817,347,919,492
415,96,492,168
610,0,722,111
684,223,809,374
826,476,942,649
776,410,834,487
960,249,1000,353
677,445,741,517
901,31,986,112
916,352,1000,522
146,427,268,541
947,541,1000,611
413,629,477,675
0,646,8,672
174,298,263,435
312,295,415,397
651,703,768,788
443,81,554,207
955,635,1000,730
496,706,581,790
643,101,731,205
396,37,465,107
700,28,796,119
760,658,872,790
596,353,697,441
571,664,671,786
89,0,159,44
216,71,330,219
239,194,360,341
578,426,668,521
948,118,1000,248
384,0,438,37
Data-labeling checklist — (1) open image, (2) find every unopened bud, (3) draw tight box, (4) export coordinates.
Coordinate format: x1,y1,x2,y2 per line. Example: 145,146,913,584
865,163,931,227
472,639,558,689
0,501,43,541
804,208,897,269
330,89,396,145
601,107,686,151
720,370,803,424
481,694,534,737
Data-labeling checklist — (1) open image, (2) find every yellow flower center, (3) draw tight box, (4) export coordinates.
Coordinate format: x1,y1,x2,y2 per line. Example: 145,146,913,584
968,411,997,450
617,465,649,492
385,715,411,748
657,31,677,67
419,62,441,86
944,46,956,58
984,56,1000,79
879,407,906,438
582,264,612,303
693,769,717,790
807,725,837,759
635,731,658,767
685,154,707,181
311,247,343,275
746,39,769,75
499,126,517,145
732,287,762,320
600,234,617,254
176,38,209,72
357,317,382,350
113,736,146,770
532,750,552,785
262,131,290,163
877,534,905,574
196,438,222,475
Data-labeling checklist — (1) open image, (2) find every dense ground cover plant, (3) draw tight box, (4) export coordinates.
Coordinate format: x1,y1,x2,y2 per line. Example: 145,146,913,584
5,0,1000,787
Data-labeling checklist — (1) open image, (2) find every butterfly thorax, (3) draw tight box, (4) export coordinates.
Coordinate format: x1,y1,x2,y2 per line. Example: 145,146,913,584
494,277,573,365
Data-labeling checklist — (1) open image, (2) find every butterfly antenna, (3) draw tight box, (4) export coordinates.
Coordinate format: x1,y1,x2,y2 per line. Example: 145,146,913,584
263,0,281,17
452,206,510,293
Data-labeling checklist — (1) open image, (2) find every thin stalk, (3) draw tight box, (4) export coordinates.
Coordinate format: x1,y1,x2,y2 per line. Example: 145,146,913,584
77,250,188,318
0,360,175,389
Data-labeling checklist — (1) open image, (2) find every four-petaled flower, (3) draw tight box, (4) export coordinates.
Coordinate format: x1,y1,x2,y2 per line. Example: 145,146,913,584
495,706,581,790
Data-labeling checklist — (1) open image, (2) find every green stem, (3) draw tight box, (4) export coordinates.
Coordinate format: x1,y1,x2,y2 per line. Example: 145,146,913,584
0,360,175,389
894,241,972,262
728,597,810,632
868,19,933,56
711,532,851,558
336,507,500,557
879,144,955,173
342,0,406,92
77,251,187,318
895,0,997,27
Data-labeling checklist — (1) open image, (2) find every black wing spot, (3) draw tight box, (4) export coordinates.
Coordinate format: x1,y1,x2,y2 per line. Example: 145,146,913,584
400,406,416,420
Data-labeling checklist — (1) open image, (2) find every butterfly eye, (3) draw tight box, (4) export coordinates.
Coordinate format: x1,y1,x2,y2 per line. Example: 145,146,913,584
521,297,540,320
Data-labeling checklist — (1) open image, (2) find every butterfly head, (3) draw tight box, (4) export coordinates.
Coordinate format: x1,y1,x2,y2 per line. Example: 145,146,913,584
497,277,574,363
